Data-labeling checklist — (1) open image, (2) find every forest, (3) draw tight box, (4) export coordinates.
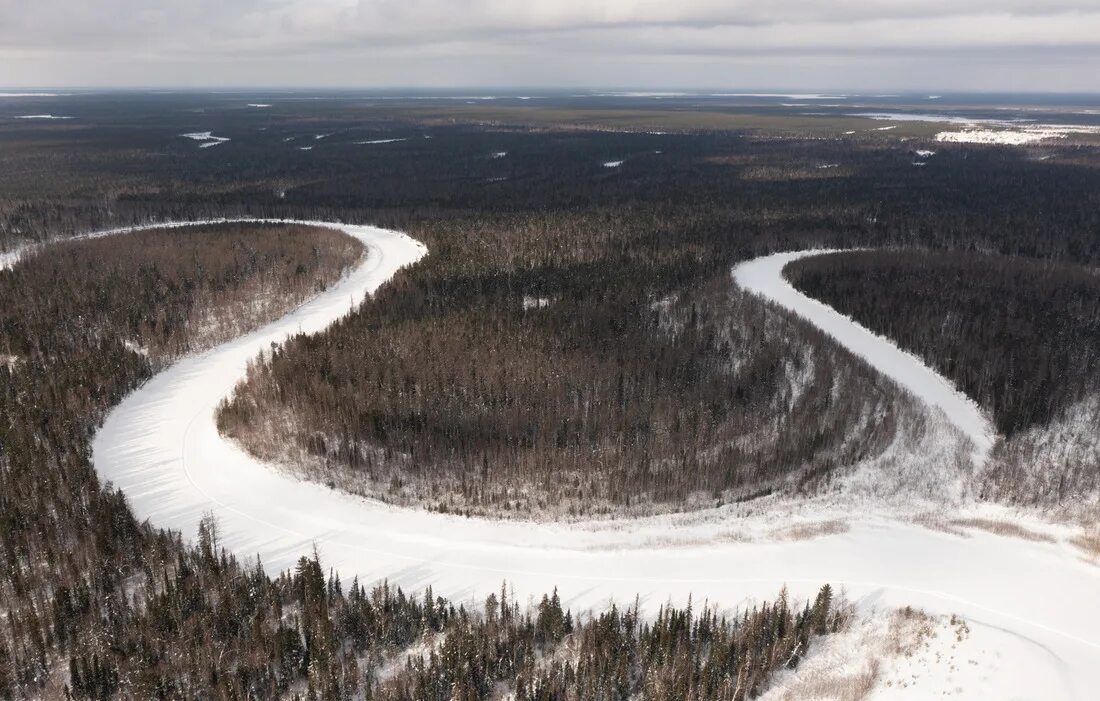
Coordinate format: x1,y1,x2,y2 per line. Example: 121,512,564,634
217,210,902,517
786,250,1100,507
1,93,1100,696
0,218,837,699
0,223,362,365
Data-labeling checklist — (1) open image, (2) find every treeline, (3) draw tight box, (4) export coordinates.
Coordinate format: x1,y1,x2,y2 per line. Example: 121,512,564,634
18,516,842,700
219,209,901,518
376,583,843,701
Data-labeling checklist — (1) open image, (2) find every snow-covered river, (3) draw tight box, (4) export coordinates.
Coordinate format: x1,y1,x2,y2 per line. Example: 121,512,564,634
733,250,996,467
68,221,1100,698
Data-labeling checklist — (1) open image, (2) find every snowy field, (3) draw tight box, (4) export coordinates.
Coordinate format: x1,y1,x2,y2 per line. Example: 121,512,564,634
850,110,1100,145
52,221,1099,699
0,248,28,271
936,125,1100,145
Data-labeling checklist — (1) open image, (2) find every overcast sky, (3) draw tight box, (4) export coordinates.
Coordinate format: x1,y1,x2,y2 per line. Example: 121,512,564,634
1,0,1098,91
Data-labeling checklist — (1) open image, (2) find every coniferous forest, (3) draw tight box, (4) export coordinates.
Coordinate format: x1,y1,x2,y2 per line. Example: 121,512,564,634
1,92,1099,697
786,250,1100,505
0,214,838,699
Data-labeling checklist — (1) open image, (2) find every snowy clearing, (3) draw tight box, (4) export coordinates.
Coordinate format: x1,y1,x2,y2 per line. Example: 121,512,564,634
522,295,553,310
936,125,1100,145
82,225,1100,698
851,110,1100,145
180,131,230,148
763,606,1074,700
0,247,30,271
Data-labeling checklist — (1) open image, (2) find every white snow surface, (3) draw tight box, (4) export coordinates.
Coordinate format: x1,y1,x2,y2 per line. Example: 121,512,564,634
935,125,1100,145
15,114,72,120
764,607,1075,700
733,250,995,467
850,111,1100,145
83,225,1100,699
181,131,230,148
356,138,407,145
0,248,28,271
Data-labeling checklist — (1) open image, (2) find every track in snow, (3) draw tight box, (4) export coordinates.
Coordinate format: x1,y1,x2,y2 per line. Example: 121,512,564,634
75,224,1099,699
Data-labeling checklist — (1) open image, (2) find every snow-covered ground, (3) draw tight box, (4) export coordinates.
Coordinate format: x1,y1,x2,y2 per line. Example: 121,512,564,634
79,225,1100,699
733,250,995,467
181,131,230,148
0,247,30,271
936,126,1100,145
15,114,72,120
521,295,553,310
763,606,1076,700
851,111,1100,145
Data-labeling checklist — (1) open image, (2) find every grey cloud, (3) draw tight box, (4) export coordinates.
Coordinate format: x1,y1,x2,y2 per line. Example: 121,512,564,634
0,0,1097,90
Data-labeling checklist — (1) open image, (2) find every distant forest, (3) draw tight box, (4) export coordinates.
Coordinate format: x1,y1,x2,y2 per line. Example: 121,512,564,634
2,95,1100,696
